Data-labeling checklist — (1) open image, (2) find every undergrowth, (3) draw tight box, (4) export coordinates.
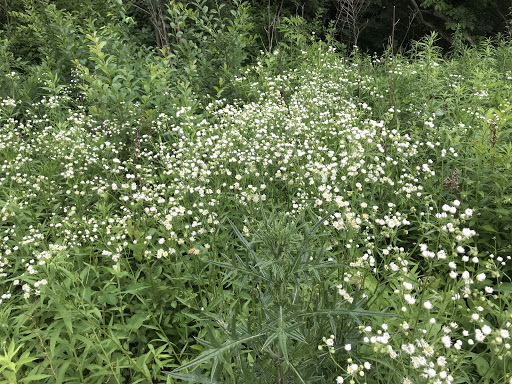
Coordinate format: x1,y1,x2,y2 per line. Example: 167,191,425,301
0,2,512,383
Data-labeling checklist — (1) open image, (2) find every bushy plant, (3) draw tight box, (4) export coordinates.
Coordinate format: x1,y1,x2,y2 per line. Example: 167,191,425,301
1,9,512,383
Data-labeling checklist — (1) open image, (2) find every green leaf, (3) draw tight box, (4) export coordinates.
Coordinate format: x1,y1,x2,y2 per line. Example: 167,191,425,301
20,374,52,382
302,309,397,318
0,357,15,371
126,313,148,331
471,353,490,377
227,219,254,255
171,333,264,373
494,208,511,216
162,372,221,383
495,283,512,293
289,362,306,384
278,329,288,363
277,306,290,363
262,333,277,350
480,224,497,233
82,287,92,303
207,260,269,281
16,350,36,366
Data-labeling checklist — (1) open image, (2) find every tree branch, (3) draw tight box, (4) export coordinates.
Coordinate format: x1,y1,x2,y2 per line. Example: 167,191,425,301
493,7,508,23
421,8,474,46
409,0,452,44
129,0,151,16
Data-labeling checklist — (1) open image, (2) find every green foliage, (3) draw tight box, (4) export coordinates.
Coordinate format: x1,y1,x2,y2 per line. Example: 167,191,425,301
2,3,512,382
420,0,500,34
164,213,394,382
166,0,257,99
8,0,85,70
0,341,48,384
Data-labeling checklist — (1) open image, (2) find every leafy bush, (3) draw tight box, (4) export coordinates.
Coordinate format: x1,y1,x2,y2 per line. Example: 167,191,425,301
1,7,512,383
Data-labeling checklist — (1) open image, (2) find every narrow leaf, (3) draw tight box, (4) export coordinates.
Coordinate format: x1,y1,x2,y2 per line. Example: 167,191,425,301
172,333,264,373
302,309,397,317
162,371,221,383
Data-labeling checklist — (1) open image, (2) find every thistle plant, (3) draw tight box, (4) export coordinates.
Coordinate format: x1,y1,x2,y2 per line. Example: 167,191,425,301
165,212,395,383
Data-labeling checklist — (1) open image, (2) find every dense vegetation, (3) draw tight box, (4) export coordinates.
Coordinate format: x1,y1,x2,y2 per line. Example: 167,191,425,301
1,1,512,383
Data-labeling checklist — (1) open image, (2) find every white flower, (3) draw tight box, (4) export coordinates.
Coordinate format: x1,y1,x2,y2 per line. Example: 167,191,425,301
475,330,485,342
336,377,344,384
442,335,451,348
462,228,475,239
347,363,358,374
403,282,413,290
344,344,352,351
411,355,427,368
424,300,433,309
401,343,415,354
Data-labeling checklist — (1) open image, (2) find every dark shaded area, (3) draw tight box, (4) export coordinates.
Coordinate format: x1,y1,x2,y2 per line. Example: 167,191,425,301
246,0,511,53
1,0,510,56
